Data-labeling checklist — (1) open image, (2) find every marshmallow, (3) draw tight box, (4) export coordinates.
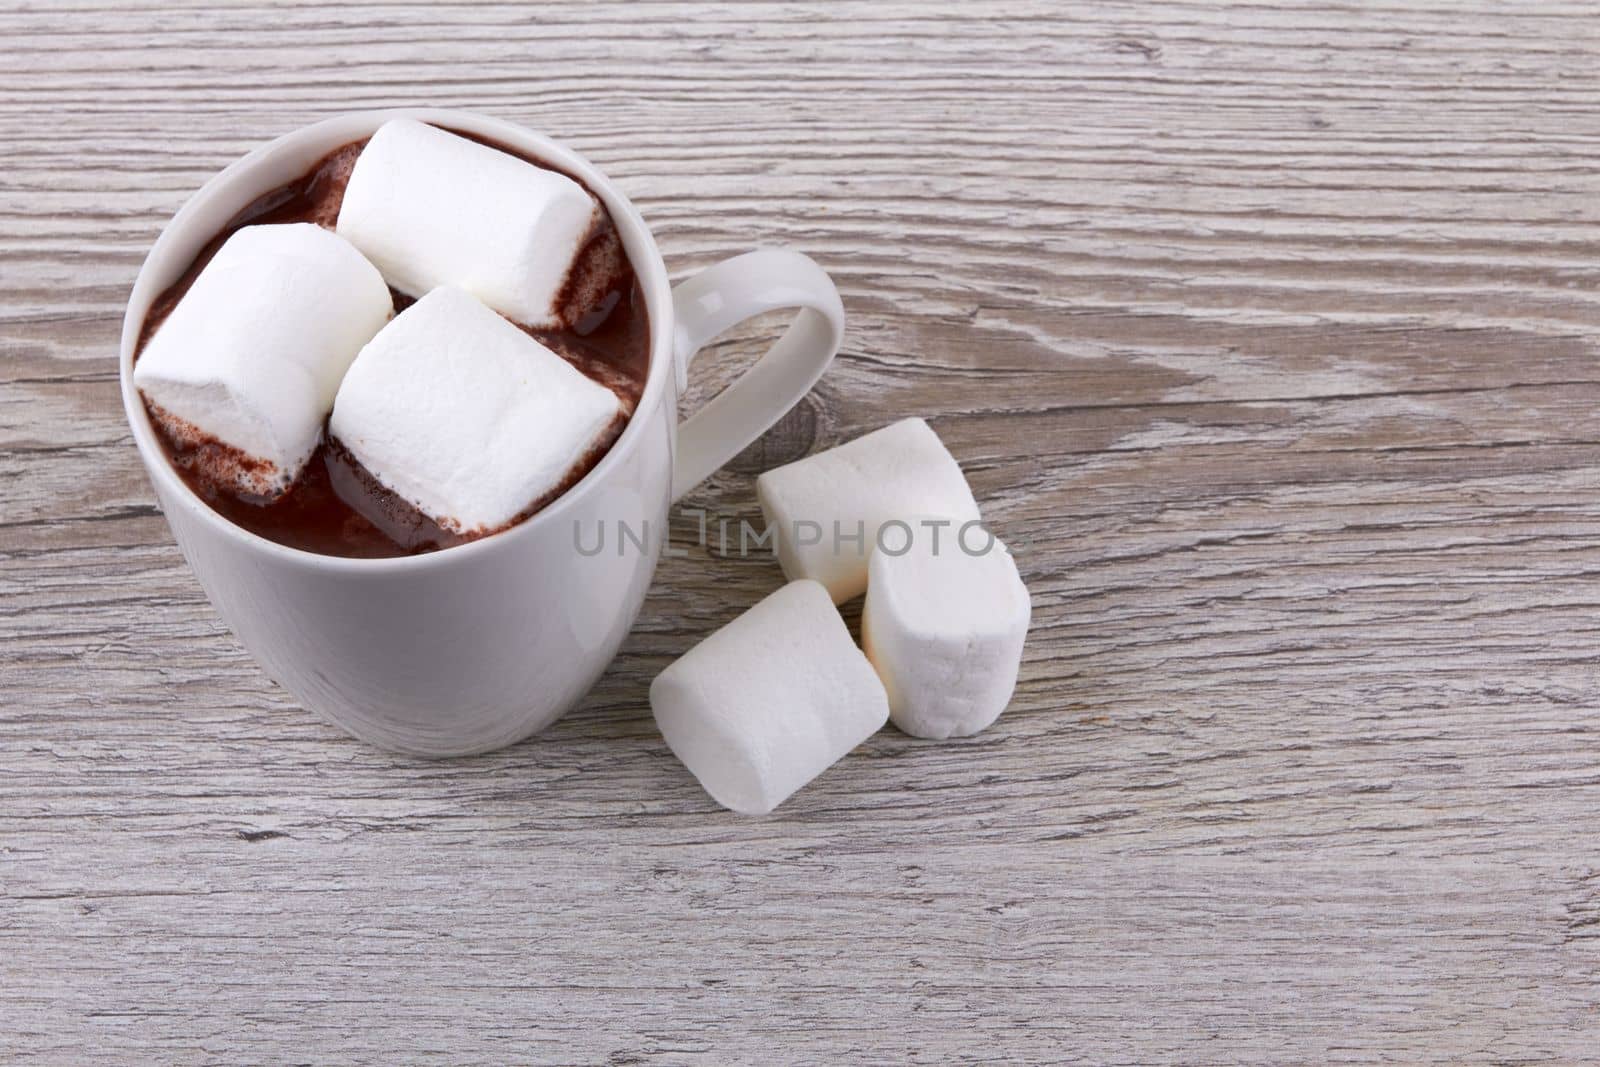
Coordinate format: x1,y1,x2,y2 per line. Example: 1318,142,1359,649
133,223,392,495
336,119,599,328
650,579,889,814
329,285,622,533
755,418,982,603
862,529,1031,739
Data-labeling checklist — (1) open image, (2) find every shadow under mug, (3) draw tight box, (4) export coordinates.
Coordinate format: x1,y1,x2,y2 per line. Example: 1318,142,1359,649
118,108,844,757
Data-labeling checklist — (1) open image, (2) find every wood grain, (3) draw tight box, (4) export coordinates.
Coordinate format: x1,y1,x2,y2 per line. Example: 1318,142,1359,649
6,1,1600,1062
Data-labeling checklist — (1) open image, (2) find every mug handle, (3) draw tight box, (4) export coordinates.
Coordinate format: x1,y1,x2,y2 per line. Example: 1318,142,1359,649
669,248,845,502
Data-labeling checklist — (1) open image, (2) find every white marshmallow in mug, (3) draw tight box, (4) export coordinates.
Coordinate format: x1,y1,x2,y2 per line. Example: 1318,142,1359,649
336,119,600,328
132,222,392,496
755,417,982,603
650,579,889,815
329,285,623,534
863,529,1031,739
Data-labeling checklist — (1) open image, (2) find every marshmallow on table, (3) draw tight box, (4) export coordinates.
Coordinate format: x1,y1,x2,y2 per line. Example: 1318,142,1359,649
133,223,392,496
862,530,1031,739
329,285,622,533
336,119,599,328
756,417,982,603
650,579,889,815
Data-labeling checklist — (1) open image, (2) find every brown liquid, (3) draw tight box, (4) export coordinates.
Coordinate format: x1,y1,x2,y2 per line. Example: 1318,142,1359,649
135,130,650,559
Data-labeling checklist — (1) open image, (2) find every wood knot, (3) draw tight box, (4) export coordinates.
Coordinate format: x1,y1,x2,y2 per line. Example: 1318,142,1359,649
237,828,288,843
1112,38,1161,61
725,393,823,474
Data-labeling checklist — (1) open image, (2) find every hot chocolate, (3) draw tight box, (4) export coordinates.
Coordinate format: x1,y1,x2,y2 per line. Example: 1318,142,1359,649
134,128,650,559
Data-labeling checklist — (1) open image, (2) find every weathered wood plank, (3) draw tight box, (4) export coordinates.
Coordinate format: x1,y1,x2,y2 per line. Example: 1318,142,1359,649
5,1,1600,1063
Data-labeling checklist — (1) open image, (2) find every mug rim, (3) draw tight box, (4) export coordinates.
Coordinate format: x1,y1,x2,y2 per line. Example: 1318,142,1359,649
118,107,675,574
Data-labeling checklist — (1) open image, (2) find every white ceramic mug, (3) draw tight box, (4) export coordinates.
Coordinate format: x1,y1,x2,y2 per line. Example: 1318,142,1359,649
119,108,844,756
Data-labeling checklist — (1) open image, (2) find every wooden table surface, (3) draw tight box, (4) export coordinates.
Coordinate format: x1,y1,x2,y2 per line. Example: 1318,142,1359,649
7,2,1600,1062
